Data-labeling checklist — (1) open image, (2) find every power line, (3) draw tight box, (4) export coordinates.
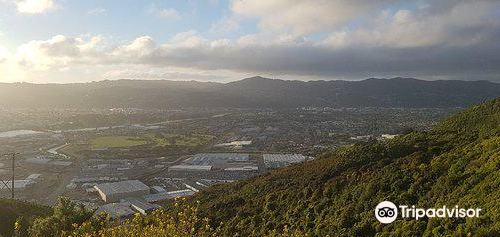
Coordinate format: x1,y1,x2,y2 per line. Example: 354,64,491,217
1,152,20,199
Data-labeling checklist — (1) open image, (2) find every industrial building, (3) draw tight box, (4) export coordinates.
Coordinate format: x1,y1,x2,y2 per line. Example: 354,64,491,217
166,189,197,198
142,189,196,202
93,202,136,219
26,174,42,180
168,165,212,171
0,180,33,191
263,154,309,168
224,166,259,171
0,173,45,191
151,186,166,193
183,153,250,166
122,198,160,215
94,180,150,202
214,140,252,149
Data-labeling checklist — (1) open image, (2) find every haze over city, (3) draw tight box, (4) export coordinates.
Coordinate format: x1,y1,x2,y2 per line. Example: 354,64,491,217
0,0,499,83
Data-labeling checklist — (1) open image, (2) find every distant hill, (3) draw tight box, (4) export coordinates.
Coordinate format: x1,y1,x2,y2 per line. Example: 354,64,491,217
1,77,499,108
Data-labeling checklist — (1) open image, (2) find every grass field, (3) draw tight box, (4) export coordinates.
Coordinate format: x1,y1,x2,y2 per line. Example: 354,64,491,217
89,133,215,149
90,136,149,148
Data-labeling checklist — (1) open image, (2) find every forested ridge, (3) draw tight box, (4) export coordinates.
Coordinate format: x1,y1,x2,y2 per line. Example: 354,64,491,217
1,77,500,108
5,98,500,236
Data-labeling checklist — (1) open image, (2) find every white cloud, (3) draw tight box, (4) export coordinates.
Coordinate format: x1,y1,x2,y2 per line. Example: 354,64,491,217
15,0,59,14
0,46,9,63
0,45,27,81
231,0,390,36
87,8,106,16
209,16,240,35
322,0,500,48
15,35,106,71
149,5,181,20
170,30,207,47
236,34,258,46
112,36,157,60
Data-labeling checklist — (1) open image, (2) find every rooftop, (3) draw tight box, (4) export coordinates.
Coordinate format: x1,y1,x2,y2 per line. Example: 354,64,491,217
94,180,150,195
168,165,212,171
263,154,307,163
93,203,136,219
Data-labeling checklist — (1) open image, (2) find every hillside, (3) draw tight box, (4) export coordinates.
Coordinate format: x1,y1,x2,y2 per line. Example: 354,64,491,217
7,98,500,236
0,198,51,237
1,77,500,108
183,98,500,236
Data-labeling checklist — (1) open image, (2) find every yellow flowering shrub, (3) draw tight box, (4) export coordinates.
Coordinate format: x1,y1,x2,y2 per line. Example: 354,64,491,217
67,198,305,237
70,199,222,237
23,197,305,237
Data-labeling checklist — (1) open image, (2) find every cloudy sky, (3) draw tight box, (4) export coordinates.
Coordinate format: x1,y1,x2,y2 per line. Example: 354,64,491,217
0,0,499,83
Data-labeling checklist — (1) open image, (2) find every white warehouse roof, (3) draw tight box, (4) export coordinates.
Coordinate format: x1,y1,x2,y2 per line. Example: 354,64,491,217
224,166,259,171
142,189,196,202
263,154,306,163
94,180,151,202
168,165,212,171
93,203,136,219
263,154,309,168
26,174,42,180
95,180,149,195
0,180,33,190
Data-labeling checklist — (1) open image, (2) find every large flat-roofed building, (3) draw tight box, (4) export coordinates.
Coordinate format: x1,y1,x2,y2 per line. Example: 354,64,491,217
214,140,252,149
263,154,308,168
122,198,161,215
94,180,150,203
184,153,250,166
142,189,196,202
224,166,259,171
93,202,136,219
168,165,212,171
0,180,33,191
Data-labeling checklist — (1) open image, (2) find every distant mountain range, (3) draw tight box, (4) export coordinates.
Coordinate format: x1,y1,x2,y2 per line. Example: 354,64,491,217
1,76,499,108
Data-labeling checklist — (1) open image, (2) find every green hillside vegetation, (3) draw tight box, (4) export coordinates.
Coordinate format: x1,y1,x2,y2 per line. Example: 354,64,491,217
9,98,500,236
0,198,51,237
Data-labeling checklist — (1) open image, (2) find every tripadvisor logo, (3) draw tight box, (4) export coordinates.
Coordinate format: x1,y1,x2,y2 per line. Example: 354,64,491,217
375,201,481,224
375,201,398,223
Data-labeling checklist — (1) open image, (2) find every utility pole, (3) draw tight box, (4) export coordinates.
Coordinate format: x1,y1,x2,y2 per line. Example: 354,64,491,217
1,152,20,199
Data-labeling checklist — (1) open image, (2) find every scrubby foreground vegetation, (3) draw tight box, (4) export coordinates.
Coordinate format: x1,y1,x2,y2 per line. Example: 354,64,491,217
8,197,302,237
8,98,500,236
0,198,51,237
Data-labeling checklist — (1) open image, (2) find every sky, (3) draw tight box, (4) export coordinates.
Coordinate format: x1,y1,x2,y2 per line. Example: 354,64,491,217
0,0,499,83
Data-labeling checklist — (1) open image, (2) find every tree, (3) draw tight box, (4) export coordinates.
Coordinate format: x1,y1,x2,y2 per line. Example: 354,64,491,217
28,197,94,237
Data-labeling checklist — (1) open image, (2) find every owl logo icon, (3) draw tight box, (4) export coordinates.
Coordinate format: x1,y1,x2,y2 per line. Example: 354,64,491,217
375,201,398,223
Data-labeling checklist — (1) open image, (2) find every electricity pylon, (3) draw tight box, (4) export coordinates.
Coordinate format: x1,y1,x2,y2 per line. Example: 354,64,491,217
1,152,20,199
